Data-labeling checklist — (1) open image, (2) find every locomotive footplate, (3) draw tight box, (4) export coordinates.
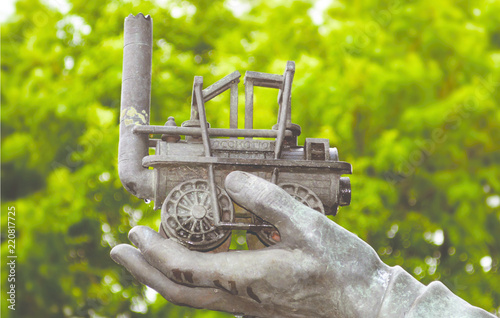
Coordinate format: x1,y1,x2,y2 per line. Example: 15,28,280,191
143,155,352,172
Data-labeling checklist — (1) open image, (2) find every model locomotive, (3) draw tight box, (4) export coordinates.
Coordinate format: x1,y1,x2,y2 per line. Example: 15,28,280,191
119,14,352,251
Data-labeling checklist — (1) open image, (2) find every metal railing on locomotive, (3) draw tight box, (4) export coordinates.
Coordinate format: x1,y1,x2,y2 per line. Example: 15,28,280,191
119,14,352,252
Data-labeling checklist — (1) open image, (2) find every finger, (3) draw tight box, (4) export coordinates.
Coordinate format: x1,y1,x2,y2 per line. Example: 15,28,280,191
110,243,260,314
110,244,181,299
128,226,300,293
225,171,327,242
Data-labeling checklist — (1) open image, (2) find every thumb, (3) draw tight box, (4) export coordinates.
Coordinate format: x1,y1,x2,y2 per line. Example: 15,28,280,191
225,171,326,244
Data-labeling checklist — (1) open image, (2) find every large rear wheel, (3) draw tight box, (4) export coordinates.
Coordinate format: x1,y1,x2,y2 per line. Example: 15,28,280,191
161,179,234,251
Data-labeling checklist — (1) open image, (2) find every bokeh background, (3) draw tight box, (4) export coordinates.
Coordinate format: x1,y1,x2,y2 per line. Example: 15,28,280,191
1,0,500,317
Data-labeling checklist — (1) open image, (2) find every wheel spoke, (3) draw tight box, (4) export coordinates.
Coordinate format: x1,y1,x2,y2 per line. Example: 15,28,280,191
183,193,195,206
198,220,206,233
201,192,210,206
182,216,195,227
178,203,191,213
194,191,200,205
202,218,213,230
206,208,214,221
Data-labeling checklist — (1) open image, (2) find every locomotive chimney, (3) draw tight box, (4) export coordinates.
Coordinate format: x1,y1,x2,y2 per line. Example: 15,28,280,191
118,13,154,199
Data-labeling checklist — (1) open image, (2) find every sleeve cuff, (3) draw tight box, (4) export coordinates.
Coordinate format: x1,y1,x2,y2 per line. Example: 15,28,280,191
377,266,495,318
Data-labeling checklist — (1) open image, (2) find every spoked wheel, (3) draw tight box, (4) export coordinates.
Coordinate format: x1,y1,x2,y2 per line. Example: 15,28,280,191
251,183,324,247
161,179,234,251
279,183,325,214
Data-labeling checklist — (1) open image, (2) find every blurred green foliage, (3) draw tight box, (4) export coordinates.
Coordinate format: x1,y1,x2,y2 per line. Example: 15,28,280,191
1,0,500,317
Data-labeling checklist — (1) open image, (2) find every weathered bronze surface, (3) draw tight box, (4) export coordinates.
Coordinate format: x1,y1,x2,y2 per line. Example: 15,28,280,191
119,13,351,251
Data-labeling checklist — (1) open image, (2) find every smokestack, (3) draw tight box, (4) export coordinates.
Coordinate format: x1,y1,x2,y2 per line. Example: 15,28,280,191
118,13,154,199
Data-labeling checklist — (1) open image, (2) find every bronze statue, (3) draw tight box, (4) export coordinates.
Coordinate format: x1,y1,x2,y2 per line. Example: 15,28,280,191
113,14,496,318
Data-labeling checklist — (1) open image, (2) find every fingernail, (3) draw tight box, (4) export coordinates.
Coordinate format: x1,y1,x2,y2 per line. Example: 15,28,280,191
128,226,145,249
110,253,123,265
225,171,250,194
110,245,125,265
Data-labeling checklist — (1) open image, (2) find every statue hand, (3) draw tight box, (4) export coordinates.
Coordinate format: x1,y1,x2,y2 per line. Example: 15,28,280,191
110,171,390,318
